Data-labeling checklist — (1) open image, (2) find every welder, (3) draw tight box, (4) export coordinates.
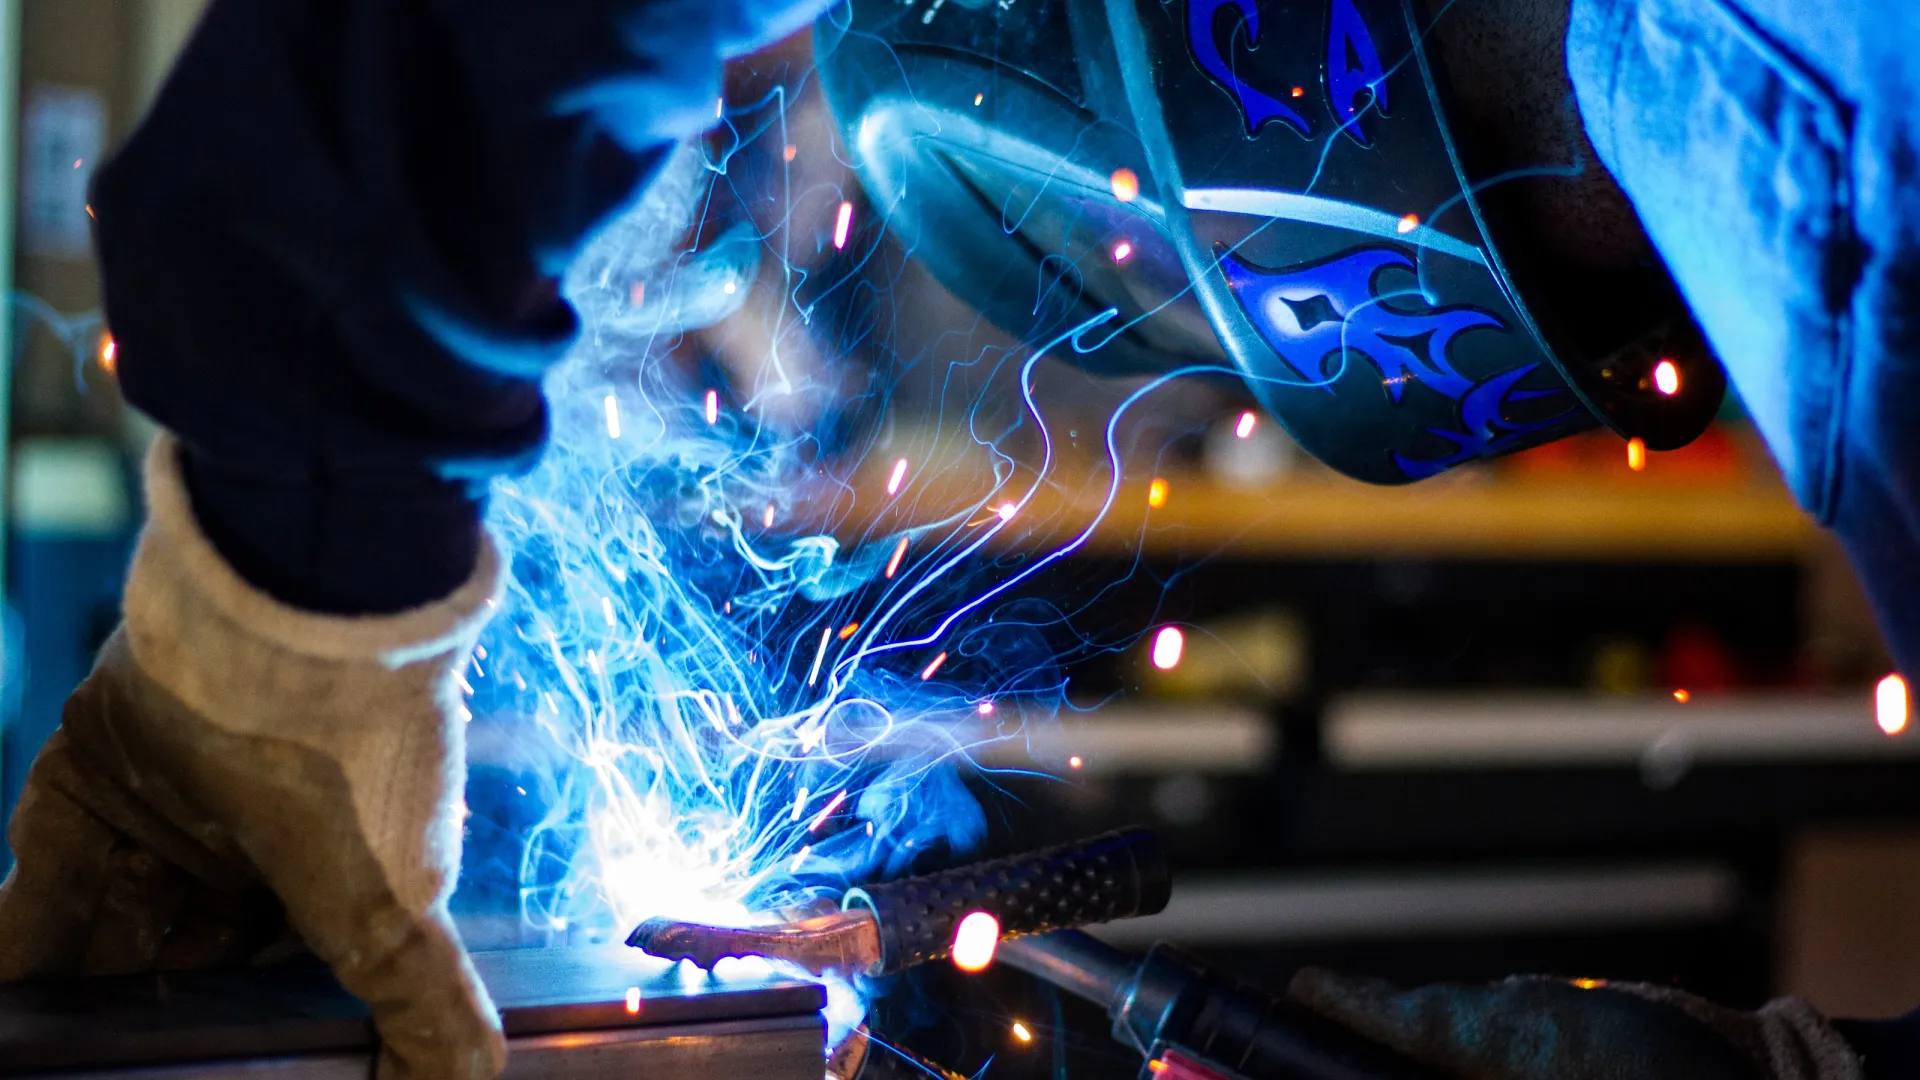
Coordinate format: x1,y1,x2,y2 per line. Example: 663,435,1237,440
0,2,1912,1080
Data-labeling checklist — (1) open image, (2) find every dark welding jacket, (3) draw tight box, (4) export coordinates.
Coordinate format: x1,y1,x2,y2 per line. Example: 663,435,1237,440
90,0,828,614
1569,0,1920,678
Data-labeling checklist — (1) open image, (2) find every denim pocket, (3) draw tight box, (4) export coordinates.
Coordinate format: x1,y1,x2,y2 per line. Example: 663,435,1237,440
1576,0,1859,521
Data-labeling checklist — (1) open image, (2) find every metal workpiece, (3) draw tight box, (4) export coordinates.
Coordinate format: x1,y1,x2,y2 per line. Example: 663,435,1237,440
0,947,826,1080
630,907,883,980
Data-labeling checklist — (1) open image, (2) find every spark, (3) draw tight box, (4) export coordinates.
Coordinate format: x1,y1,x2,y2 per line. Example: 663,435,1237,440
98,335,116,374
1109,168,1140,203
723,280,737,295
1150,627,1185,670
973,92,984,106
1396,213,1420,234
1653,359,1681,396
833,200,855,250
887,457,909,495
783,144,797,162
1112,240,1133,263
705,389,719,425
995,502,1017,522
1147,478,1169,509
84,203,94,218
629,281,646,307
952,911,1001,972
601,596,616,628
1068,755,1083,769
1290,86,1305,97
808,789,850,832
1235,411,1257,439
604,394,621,438
1627,437,1648,471
839,622,861,640
625,987,642,1014
1878,674,1910,735
1571,978,1605,990
763,504,776,528
715,97,724,119
790,787,812,822
807,626,832,687
977,700,994,716
921,651,949,681
1673,689,1690,703
789,846,811,873
1011,1021,1033,1043
885,535,910,578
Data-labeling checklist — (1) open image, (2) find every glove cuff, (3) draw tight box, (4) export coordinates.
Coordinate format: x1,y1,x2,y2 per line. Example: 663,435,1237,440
131,432,504,670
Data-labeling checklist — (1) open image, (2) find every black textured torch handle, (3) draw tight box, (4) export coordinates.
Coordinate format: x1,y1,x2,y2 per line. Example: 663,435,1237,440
861,827,1171,973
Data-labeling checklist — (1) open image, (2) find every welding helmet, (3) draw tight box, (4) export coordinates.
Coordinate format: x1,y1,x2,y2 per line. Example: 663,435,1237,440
813,0,1724,484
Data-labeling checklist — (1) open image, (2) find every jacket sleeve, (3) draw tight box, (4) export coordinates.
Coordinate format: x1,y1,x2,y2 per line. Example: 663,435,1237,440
1567,0,1920,678
90,0,825,614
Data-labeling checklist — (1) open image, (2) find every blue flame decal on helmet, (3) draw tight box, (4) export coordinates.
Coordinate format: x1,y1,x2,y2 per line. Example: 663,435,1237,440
1188,0,1314,138
1392,364,1581,479
1326,0,1387,145
1219,245,1496,402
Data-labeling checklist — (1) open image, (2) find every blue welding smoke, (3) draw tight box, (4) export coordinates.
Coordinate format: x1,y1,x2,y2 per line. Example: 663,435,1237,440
461,142,1048,1041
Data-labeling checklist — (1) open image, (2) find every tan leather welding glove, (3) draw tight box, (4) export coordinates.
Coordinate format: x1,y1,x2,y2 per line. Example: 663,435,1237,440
1289,968,1862,1080
0,435,506,1080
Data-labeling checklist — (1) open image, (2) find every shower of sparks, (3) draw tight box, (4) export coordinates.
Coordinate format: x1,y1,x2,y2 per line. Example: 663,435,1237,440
833,200,855,250
465,107,1208,1057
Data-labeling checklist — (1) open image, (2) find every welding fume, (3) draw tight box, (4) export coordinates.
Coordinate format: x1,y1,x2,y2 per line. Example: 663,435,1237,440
0,0,1913,1079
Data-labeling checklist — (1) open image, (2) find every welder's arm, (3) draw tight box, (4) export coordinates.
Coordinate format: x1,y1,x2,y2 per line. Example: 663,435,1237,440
0,2,832,1080
1287,970,1864,1080
1565,0,1920,680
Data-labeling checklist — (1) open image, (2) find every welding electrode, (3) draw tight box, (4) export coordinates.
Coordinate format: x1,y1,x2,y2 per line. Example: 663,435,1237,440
998,931,1444,1080
627,828,1171,977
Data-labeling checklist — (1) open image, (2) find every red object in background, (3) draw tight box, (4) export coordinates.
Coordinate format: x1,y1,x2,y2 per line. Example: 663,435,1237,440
1661,624,1742,691
1147,1049,1236,1080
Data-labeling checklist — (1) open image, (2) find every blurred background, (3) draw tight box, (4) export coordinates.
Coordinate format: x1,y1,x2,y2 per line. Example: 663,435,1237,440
0,3,1914,1077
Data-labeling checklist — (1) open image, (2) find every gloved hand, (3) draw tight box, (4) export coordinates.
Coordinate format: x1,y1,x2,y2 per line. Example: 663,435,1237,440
0,438,505,1080
1288,968,1864,1080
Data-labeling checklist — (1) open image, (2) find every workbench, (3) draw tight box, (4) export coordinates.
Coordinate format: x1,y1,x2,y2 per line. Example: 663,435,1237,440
0,947,826,1079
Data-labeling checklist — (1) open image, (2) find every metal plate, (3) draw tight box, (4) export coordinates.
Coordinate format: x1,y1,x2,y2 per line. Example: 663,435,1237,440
0,947,825,1077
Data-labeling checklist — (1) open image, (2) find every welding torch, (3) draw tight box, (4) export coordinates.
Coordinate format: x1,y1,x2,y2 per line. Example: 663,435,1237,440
628,827,1441,1080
